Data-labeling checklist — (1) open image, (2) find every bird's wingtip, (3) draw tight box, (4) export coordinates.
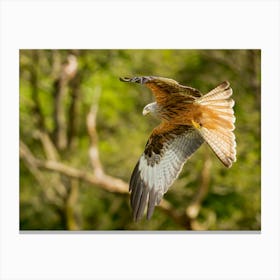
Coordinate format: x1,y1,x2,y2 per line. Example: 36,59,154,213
119,76,154,84
119,77,131,82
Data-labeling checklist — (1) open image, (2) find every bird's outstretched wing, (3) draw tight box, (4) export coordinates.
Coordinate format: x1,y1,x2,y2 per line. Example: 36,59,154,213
120,76,202,105
129,122,204,221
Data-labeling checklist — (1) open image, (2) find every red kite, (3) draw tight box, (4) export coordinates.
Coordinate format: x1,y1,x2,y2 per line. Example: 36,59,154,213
120,76,236,221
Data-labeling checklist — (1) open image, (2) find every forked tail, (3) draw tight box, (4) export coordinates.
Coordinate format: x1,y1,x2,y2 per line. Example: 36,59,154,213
195,81,236,168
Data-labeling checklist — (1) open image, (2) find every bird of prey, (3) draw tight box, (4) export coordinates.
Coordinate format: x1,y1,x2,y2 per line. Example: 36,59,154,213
120,76,236,221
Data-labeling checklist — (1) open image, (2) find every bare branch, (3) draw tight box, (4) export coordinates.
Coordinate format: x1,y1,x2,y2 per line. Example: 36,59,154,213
20,140,128,194
20,141,63,207
53,78,68,150
87,104,104,177
33,130,60,161
68,73,81,149
65,179,80,230
53,54,78,151
32,130,69,198
39,160,129,194
20,140,187,226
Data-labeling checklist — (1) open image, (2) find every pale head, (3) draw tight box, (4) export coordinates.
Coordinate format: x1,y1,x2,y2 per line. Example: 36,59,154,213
142,102,160,118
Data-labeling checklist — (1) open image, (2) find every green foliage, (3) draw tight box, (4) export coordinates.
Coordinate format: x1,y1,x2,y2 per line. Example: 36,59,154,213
20,49,261,230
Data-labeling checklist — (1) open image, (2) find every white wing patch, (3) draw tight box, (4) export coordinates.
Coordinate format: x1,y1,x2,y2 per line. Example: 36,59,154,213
129,129,204,221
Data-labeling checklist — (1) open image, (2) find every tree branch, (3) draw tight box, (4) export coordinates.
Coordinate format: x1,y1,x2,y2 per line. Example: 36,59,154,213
65,178,80,230
20,140,128,194
20,141,63,207
20,139,188,226
33,130,70,199
33,130,60,161
86,87,103,177
53,54,78,150
68,73,81,149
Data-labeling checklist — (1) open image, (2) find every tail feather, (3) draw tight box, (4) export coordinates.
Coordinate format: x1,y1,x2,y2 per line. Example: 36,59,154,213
195,81,236,168
201,81,231,99
200,98,234,107
200,127,236,167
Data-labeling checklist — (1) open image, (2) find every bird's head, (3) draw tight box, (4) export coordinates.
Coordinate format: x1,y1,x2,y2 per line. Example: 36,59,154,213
143,102,160,118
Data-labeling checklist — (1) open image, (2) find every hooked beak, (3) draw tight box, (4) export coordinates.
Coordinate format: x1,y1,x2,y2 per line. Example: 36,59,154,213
142,108,150,116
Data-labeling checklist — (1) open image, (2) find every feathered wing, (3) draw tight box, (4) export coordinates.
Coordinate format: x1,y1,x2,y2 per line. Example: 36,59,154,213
120,76,202,104
195,81,236,167
129,123,204,221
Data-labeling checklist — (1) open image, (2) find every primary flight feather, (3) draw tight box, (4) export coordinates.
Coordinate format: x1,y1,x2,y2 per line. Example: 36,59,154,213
120,76,236,221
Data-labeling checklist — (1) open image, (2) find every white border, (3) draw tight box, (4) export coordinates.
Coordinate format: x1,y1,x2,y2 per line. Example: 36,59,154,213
1,1,279,279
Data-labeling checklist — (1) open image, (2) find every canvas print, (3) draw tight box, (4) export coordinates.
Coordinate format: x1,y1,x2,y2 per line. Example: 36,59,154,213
19,50,261,230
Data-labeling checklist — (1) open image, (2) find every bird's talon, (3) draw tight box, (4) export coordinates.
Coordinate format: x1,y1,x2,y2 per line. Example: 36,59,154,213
191,120,201,129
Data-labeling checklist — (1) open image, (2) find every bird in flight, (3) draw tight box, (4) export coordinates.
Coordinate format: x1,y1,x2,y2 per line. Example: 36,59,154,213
120,76,236,221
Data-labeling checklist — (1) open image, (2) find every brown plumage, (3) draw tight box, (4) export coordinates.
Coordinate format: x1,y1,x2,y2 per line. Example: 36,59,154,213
120,76,236,221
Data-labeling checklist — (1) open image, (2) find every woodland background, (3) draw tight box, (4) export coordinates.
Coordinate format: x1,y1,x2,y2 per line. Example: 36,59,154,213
20,49,261,230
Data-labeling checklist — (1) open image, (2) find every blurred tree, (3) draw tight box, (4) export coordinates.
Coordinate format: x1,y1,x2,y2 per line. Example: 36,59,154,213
20,49,261,230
